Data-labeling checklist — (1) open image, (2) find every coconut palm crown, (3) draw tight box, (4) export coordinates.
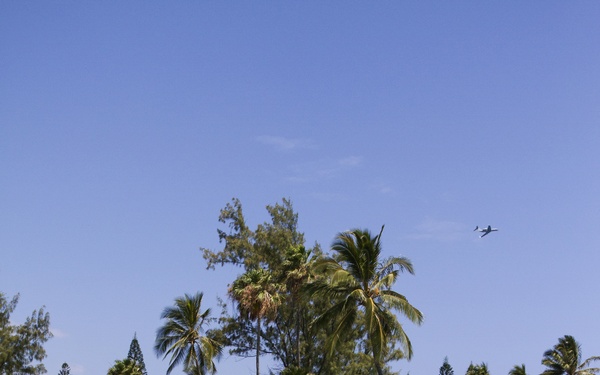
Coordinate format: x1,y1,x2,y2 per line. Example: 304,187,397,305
154,292,222,375
308,226,423,374
509,364,527,375
541,335,600,375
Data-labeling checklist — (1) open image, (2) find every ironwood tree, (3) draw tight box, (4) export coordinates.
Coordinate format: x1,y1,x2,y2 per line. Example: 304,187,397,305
127,333,147,375
0,292,52,374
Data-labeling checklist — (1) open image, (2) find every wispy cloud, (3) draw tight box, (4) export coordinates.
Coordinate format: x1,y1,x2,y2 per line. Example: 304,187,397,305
338,156,362,167
255,135,316,151
51,328,68,338
70,364,85,374
286,156,363,183
370,183,395,195
405,218,469,242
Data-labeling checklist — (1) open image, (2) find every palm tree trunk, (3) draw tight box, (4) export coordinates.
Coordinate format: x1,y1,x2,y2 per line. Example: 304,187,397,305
370,331,384,375
295,301,300,366
256,318,261,375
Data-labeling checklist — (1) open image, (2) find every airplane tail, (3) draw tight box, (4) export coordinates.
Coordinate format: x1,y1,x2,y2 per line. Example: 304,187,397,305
473,226,479,231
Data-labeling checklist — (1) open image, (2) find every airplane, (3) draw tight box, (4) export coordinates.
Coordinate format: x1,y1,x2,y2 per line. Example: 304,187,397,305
474,225,498,238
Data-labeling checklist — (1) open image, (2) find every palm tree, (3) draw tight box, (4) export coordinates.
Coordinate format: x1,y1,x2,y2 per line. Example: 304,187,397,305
466,363,490,375
308,226,423,375
107,358,143,375
541,335,600,375
154,292,222,375
509,364,527,375
229,268,284,375
281,245,314,367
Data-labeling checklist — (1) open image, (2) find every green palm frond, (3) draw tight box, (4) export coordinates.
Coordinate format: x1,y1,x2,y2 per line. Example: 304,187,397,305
379,290,423,325
308,226,422,371
155,292,222,375
542,335,600,375
508,364,527,375
325,302,358,359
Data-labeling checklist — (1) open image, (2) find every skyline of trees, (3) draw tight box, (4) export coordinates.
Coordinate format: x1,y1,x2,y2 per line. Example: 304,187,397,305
3,199,600,374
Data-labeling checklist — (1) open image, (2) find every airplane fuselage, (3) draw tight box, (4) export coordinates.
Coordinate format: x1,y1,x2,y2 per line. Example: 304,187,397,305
474,225,498,237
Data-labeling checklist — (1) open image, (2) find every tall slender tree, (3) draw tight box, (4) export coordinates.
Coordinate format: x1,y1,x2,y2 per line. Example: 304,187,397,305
440,357,454,375
154,292,222,375
307,226,423,375
280,245,314,368
541,335,600,375
229,268,283,375
127,333,147,375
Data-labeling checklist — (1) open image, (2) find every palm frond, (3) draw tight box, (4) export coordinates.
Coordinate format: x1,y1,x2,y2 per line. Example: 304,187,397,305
155,292,220,375
380,290,423,325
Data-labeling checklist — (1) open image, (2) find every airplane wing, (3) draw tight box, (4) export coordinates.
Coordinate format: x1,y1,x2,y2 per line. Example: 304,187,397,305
480,231,489,238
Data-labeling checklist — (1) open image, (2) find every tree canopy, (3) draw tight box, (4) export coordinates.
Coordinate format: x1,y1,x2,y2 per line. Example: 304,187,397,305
201,198,421,374
107,358,143,375
541,335,600,375
154,292,222,375
307,227,423,375
440,357,454,375
0,292,52,375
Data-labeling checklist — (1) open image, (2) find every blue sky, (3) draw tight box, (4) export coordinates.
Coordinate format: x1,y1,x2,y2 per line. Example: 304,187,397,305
2,2,599,374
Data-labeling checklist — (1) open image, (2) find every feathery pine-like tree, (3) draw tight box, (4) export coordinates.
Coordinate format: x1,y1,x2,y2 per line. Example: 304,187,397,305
440,357,454,375
0,292,52,375
127,333,147,375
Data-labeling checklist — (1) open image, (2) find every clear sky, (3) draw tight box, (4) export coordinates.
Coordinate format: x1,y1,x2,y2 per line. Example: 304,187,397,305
2,2,599,375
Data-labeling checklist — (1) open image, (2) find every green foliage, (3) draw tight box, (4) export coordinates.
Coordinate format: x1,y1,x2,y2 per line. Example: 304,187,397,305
229,268,284,375
58,363,71,375
127,333,147,375
203,199,316,371
154,292,222,375
201,197,305,272
465,363,490,375
541,335,600,375
508,364,527,375
0,292,52,375
107,358,143,375
307,226,423,375
440,357,454,375
204,198,402,374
